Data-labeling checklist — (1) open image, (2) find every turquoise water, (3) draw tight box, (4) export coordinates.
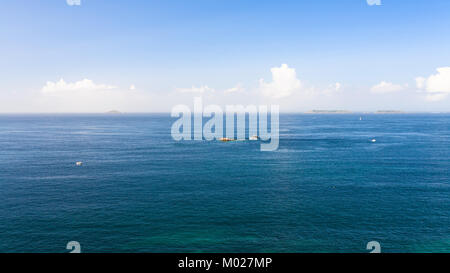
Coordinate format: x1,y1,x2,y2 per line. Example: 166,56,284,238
0,114,449,253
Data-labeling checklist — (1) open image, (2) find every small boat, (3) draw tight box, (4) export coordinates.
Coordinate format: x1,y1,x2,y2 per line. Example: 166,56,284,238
360,117,362,121
371,139,376,143
219,137,235,142
249,135,259,141
76,161,83,166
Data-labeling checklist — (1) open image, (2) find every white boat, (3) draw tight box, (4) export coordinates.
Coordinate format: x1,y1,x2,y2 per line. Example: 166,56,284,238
371,139,376,143
76,161,83,166
249,135,259,141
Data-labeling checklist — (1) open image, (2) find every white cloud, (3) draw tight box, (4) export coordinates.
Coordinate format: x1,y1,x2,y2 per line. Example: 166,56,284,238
176,85,214,93
14,62,450,113
415,77,426,89
416,67,450,101
328,82,342,92
322,82,342,96
367,0,381,6
224,83,245,94
259,64,302,98
66,0,81,6
42,78,117,94
370,81,406,94
426,93,448,102
36,78,157,112
423,67,450,93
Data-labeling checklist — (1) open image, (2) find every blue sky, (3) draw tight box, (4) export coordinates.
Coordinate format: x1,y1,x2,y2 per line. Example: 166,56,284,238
1,0,450,112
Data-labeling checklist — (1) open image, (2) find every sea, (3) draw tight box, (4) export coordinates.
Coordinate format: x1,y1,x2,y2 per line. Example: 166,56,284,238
0,114,449,253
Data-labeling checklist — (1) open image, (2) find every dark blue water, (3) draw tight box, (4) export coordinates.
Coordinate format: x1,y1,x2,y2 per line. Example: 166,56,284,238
0,114,449,253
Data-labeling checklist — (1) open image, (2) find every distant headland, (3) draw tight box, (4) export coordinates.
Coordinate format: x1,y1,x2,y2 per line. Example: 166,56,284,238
305,110,352,114
106,110,122,114
304,110,406,114
375,110,405,114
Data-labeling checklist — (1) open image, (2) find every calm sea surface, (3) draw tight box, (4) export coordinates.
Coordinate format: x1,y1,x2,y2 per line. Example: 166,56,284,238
0,114,449,252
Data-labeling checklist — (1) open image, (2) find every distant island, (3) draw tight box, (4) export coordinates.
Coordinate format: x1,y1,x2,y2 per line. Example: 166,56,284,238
305,110,352,114
106,110,122,114
303,110,406,114
375,110,405,114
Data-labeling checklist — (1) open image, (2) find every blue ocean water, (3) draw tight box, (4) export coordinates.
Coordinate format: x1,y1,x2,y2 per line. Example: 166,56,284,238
0,114,449,253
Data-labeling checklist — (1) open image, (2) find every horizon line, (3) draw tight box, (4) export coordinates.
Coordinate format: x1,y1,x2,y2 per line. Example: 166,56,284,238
1,111,450,115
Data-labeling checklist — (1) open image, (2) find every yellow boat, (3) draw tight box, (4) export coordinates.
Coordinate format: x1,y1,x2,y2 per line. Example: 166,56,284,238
219,137,235,142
